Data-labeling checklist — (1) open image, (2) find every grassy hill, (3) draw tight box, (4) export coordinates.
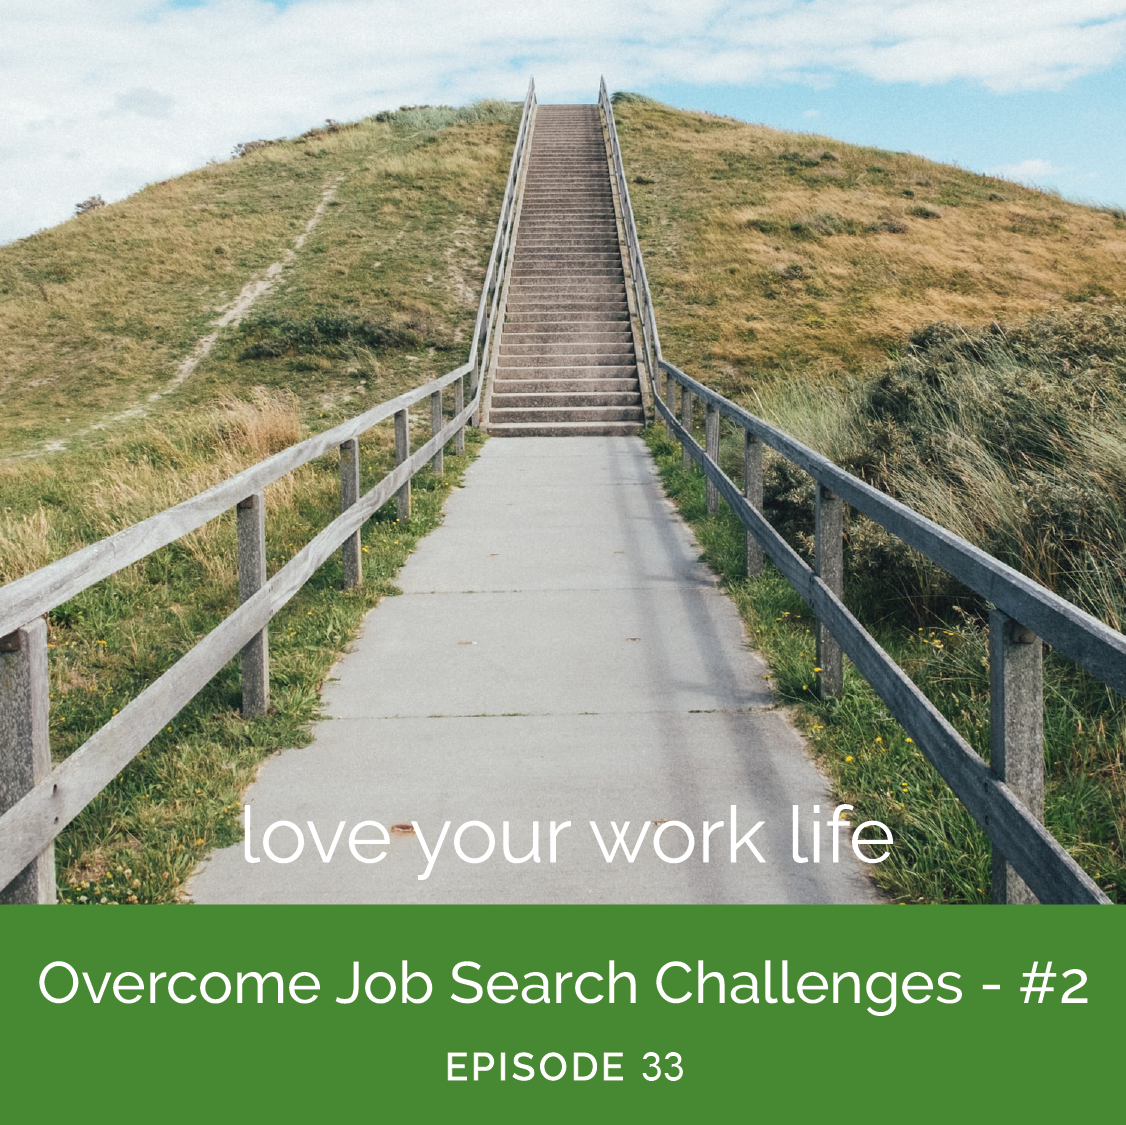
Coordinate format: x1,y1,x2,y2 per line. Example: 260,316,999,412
0,102,518,902
1,93,1122,903
0,102,518,457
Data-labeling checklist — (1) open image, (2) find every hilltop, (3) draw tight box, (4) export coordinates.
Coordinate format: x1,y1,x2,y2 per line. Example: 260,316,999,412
614,92,1125,393
617,94,1125,629
614,94,1124,903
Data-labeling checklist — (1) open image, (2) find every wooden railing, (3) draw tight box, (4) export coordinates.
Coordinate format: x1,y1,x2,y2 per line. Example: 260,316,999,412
599,78,1121,905
0,79,537,903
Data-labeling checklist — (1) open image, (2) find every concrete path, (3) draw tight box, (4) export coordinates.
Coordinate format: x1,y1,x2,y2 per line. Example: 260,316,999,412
190,437,879,904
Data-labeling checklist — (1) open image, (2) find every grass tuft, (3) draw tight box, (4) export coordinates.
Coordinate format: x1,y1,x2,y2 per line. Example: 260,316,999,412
47,410,487,905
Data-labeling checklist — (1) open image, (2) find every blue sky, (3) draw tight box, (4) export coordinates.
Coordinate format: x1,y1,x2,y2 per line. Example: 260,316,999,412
2,1,1125,243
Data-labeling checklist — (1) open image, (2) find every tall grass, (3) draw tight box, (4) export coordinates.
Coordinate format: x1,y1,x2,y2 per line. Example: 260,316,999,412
752,306,1126,632
648,304,1126,903
376,100,521,133
2,393,486,904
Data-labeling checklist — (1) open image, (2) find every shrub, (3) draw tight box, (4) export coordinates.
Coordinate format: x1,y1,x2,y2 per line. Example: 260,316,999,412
74,195,105,216
232,139,281,158
370,100,520,132
236,312,425,360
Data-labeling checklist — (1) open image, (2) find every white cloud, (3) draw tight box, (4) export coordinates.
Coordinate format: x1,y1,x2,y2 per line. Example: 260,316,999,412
989,157,1065,181
2,0,1125,241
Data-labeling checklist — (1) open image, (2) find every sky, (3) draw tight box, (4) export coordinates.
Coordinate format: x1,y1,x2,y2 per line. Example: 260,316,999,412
3,1,1126,245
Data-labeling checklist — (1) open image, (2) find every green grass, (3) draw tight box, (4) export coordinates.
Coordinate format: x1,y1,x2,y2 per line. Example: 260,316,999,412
0,100,519,455
644,424,1125,905
50,416,486,904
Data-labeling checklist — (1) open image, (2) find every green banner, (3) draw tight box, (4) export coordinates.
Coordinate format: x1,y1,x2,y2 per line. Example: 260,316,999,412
4,906,1119,1118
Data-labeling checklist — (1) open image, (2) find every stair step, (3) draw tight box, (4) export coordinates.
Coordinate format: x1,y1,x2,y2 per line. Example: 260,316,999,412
509,275,625,283
504,310,629,322
504,303,630,315
496,364,638,378
505,293,629,303
502,331,633,344
489,406,644,424
514,249,621,257
493,378,640,394
507,292,627,302
486,421,643,438
498,355,633,369
511,265,624,274
512,258,622,266
507,287,627,296
515,242,622,250
504,318,629,328
500,344,635,359
490,392,641,409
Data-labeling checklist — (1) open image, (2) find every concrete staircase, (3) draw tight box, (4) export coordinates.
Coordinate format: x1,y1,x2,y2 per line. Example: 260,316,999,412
486,104,644,436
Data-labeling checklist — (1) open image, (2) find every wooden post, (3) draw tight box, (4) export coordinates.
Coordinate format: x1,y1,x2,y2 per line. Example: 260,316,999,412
0,618,55,904
664,371,675,439
395,408,411,522
681,386,694,470
815,486,844,699
454,375,466,455
469,353,479,428
744,431,763,578
339,439,361,591
705,403,720,514
990,610,1044,905
430,390,444,475
237,493,269,716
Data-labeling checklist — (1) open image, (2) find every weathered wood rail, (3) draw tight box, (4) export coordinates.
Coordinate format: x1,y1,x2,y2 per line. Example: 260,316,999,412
599,78,1121,905
0,80,538,903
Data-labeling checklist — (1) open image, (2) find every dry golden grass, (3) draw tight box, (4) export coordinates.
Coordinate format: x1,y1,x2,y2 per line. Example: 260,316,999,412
0,101,516,903
615,97,1126,395
0,390,304,583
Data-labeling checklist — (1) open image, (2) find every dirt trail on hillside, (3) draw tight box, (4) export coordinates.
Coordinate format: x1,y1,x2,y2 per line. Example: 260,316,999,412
162,177,343,395
30,176,343,458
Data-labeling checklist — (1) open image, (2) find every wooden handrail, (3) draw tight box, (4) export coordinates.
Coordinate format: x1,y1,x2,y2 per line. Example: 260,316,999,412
659,358,1126,696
